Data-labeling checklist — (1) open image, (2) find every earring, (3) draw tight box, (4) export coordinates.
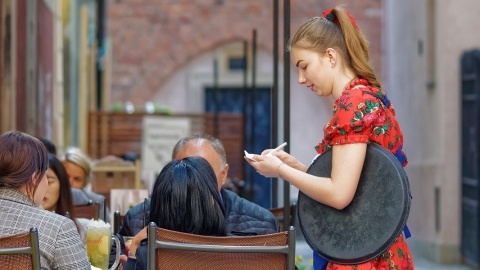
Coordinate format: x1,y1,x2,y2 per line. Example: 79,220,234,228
331,62,335,68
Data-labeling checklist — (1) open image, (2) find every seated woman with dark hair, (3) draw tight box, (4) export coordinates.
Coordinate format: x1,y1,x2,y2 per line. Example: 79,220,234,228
0,131,90,269
43,154,76,215
43,154,89,243
123,157,227,270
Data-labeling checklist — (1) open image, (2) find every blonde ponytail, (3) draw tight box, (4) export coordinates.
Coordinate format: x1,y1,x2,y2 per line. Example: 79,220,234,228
330,7,381,90
289,5,382,91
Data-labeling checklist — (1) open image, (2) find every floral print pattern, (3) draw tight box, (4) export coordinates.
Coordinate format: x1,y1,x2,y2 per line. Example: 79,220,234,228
326,235,413,270
316,86,407,167
317,86,413,269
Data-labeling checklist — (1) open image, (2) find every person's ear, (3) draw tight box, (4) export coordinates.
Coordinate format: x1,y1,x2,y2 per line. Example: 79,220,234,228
221,164,229,186
31,171,42,185
326,48,337,67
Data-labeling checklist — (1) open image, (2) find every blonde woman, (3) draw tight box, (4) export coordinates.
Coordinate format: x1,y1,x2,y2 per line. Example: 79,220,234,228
63,146,110,222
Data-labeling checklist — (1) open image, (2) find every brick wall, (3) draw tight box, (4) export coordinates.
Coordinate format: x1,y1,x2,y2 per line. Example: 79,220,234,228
107,0,383,104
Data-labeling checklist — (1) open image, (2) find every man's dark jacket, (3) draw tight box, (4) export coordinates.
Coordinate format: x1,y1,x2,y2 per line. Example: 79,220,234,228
118,189,278,237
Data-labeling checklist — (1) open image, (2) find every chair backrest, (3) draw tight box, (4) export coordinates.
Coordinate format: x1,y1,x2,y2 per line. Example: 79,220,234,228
0,227,41,270
147,222,296,270
73,200,100,220
113,210,125,234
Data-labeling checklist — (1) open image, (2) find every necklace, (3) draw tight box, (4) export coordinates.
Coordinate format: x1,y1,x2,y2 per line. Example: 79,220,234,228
344,78,369,91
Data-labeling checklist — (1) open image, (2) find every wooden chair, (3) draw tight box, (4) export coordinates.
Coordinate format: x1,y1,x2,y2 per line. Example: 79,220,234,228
269,202,297,231
0,227,41,270
73,199,100,220
147,222,296,270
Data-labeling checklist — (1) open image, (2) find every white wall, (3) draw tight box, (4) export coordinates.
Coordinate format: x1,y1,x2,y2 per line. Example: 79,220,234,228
434,0,480,263
386,0,480,264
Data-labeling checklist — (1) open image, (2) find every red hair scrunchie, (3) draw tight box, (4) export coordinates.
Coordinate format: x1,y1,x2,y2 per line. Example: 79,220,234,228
322,8,359,30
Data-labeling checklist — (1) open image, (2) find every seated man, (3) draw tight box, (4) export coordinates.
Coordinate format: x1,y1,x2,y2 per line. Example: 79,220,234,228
112,134,279,265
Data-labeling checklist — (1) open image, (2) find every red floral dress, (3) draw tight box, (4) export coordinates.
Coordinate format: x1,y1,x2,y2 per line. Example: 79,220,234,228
316,85,414,270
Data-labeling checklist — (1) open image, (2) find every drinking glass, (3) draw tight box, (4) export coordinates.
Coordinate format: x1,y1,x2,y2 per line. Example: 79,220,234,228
86,220,120,270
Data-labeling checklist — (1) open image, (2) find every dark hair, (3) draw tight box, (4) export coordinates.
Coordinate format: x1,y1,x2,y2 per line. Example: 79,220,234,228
172,134,227,168
288,5,381,91
149,157,227,236
38,137,57,156
48,154,76,219
0,131,49,199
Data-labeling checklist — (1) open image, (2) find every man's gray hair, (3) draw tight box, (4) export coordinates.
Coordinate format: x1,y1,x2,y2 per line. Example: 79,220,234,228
171,134,227,167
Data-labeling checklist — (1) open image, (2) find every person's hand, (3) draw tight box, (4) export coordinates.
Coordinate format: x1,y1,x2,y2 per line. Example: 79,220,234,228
128,227,147,258
244,154,284,178
119,255,128,263
260,149,308,172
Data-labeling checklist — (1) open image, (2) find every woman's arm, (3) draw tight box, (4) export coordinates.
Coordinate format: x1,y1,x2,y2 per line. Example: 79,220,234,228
128,227,147,257
247,143,366,210
122,227,147,270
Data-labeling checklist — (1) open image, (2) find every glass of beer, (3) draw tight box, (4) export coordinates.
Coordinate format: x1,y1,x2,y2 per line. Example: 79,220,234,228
86,220,120,270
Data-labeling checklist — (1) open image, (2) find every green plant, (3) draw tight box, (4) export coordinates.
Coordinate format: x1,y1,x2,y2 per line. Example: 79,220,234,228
295,255,313,270
154,103,173,114
111,102,124,112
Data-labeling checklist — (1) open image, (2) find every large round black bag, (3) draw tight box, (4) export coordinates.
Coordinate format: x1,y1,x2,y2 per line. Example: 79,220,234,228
297,143,411,264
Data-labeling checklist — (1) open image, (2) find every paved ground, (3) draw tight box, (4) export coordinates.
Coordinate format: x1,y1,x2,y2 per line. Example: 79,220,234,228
295,238,475,270
413,256,473,270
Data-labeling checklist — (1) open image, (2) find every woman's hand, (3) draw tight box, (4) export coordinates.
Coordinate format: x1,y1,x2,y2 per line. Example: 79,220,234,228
244,154,284,178
261,149,308,172
128,227,147,258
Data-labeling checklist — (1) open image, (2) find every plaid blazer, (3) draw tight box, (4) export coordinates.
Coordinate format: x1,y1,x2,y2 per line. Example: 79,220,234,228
0,188,91,270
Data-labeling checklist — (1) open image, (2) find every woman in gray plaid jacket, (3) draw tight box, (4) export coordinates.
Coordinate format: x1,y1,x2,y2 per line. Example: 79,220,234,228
0,131,91,269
